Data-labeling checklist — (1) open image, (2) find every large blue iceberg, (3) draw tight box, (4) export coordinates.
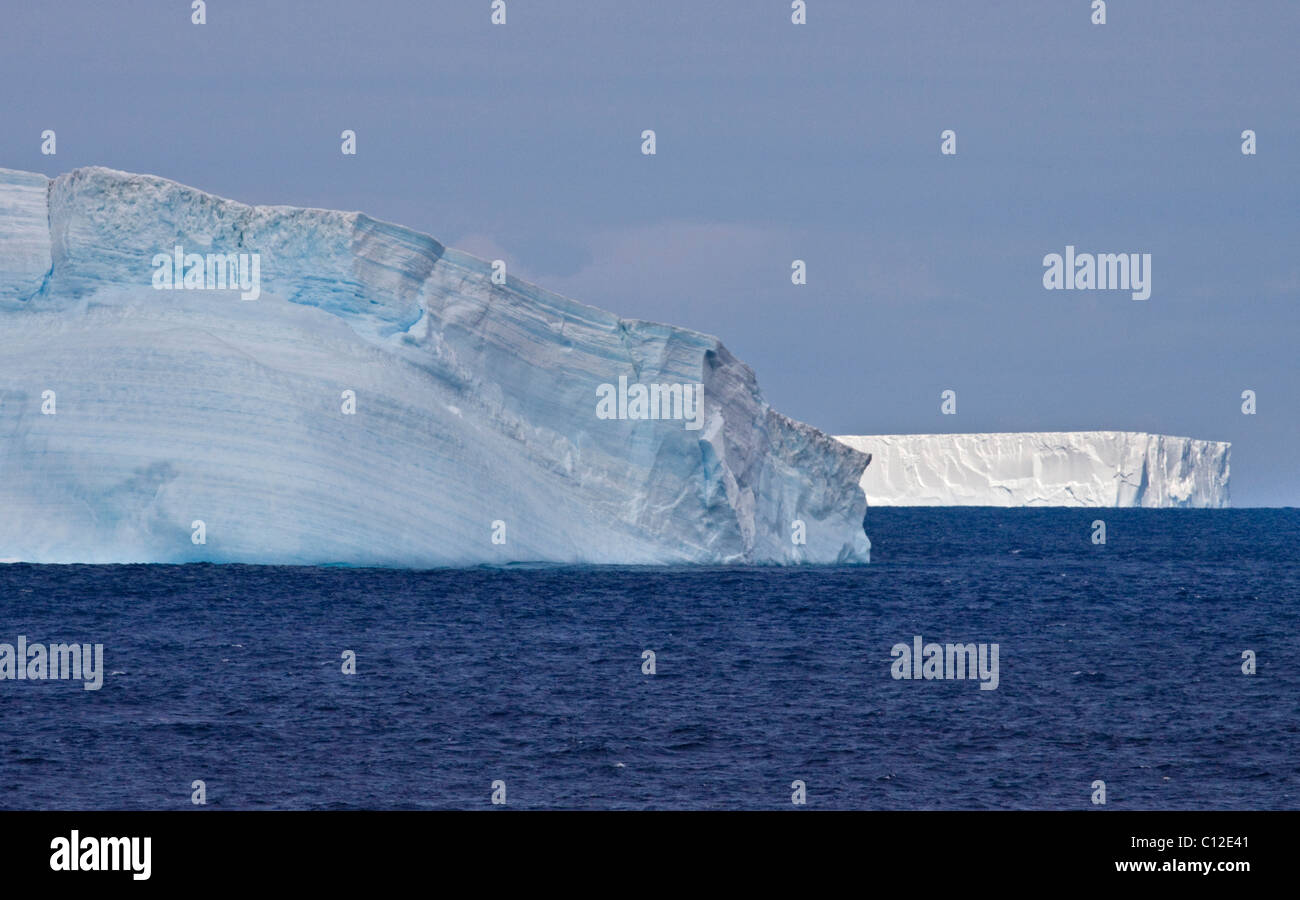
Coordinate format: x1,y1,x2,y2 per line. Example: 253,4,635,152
0,166,871,565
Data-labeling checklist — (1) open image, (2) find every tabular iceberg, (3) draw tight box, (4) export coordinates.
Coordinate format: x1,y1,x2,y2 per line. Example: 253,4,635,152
834,432,1230,508
0,166,871,565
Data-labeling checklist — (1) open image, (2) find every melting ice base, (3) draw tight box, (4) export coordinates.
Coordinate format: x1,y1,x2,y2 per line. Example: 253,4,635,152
0,167,871,565
835,432,1230,507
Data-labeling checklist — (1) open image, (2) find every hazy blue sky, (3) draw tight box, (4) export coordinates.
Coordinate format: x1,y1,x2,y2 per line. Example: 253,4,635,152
2,1,1295,504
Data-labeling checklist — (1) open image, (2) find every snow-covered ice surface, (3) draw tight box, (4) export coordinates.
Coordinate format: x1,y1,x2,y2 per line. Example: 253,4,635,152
835,432,1230,507
0,166,871,565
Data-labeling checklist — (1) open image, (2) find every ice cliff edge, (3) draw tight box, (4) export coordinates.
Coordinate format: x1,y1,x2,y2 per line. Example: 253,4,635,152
0,166,871,565
834,432,1229,508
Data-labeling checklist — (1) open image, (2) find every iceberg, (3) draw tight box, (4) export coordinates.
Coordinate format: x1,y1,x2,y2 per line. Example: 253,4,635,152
834,432,1230,508
0,166,871,565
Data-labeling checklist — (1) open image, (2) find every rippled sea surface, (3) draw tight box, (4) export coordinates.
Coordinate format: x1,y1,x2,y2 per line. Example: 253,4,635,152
1,508,1296,809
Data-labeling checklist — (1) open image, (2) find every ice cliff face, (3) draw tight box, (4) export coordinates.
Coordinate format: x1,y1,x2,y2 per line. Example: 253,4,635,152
0,166,871,565
834,432,1229,508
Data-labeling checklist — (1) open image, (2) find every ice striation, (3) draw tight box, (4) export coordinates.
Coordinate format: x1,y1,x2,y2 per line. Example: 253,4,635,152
834,432,1230,508
0,166,871,565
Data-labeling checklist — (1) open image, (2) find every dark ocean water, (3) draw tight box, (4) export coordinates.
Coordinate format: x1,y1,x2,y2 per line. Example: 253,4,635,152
1,508,1296,810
